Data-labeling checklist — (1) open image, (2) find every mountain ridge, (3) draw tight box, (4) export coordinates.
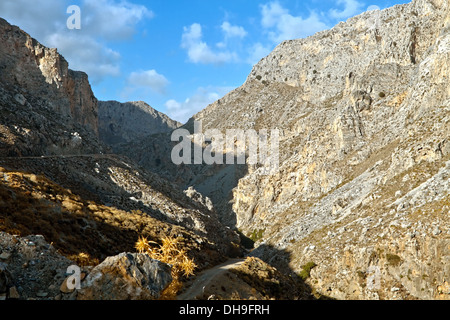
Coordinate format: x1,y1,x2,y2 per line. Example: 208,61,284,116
1,0,449,300
114,0,449,300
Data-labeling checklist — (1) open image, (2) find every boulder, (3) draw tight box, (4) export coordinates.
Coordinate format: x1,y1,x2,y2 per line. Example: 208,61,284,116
77,253,172,300
0,263,13,294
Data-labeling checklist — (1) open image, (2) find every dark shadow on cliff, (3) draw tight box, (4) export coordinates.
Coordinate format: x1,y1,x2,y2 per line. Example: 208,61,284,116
112,119,252,229
0,156,229,269
98,101,180,149
246,243,335,300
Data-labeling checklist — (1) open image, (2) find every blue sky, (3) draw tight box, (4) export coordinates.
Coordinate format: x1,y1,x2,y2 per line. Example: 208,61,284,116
0,0,410,123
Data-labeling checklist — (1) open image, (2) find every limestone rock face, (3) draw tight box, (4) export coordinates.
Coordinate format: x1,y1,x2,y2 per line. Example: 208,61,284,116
98,100,180,149
123,0,449,300
0,17,98,134
195,0,450,300
77,253,172,300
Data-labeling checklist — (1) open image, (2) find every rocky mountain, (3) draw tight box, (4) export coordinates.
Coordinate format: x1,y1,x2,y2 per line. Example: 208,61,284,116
0,18,105,157
1,0,449,301
0,18,98,135
119,0,450,300
0,17,246,300
98,100,180,150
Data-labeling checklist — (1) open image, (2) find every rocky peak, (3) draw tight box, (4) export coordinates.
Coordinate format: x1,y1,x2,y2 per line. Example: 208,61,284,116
0,18,98,134
98,100,180,149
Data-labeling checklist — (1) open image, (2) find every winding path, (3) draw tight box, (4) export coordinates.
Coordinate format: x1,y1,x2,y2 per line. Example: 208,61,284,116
177,259,246,300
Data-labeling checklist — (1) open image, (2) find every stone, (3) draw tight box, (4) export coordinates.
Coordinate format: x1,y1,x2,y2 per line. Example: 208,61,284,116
77,253,172,300
0,264,13,294
8,286,20,299
0,252,11,260
433,227,442,236
14,93,26,106
36,291,48,298
60,277,75,294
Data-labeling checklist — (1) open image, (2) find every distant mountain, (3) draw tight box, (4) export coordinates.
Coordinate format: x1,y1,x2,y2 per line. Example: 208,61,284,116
98,100,180,150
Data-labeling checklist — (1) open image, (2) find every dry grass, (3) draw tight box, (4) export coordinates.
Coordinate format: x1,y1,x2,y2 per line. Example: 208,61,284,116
135,235,198,300
0,166,205,266
135,236,197,278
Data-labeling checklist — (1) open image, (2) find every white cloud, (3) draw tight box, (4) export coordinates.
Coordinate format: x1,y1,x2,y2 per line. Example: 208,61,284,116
367,5,381,11
82,0,154,40
221,22,247,39
181,23,238,65
261,2,288,29
45,33,121,83
247,42,273,65
126,70,169,95
260,2,329,43
329,0,364,20
165,86,234,123
0,0,67,41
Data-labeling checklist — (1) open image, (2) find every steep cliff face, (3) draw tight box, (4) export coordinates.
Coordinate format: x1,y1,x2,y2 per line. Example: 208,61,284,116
0,18,98,134
178,0,450,299
0,18,104,156
98,100,180,150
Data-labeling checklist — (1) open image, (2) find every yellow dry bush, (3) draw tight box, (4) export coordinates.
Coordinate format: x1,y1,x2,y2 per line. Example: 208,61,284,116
135,236,197,279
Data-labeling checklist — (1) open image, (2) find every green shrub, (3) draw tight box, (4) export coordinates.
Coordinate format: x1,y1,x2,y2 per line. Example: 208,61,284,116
249,229,265,242
299,262,317,280
386,253,401,266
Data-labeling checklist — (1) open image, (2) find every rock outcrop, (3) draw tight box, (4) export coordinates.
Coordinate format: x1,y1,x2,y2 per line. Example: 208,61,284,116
0,232,74,300
0,18,104,156
77,253,172,300
0,18,98,134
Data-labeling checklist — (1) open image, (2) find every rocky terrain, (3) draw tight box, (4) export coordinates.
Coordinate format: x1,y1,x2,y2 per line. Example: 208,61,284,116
1,0,449,301
117,0,450,300
98,100,180,151
0,16,245,300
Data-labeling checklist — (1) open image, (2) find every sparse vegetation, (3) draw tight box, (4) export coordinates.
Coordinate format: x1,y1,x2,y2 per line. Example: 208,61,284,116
249,228,266,243
386,254,402,267
135,235,197,278
299,262,317,280
0,166,206,267
135,235,197,300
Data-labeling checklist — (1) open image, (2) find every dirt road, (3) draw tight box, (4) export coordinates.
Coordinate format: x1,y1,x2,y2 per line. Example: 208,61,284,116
177,259,246,300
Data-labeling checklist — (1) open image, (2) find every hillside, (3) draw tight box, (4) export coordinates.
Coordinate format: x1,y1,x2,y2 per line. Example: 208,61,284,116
0,0,449,301
0,16,245,300
119,0,450,300
98,100,181,150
